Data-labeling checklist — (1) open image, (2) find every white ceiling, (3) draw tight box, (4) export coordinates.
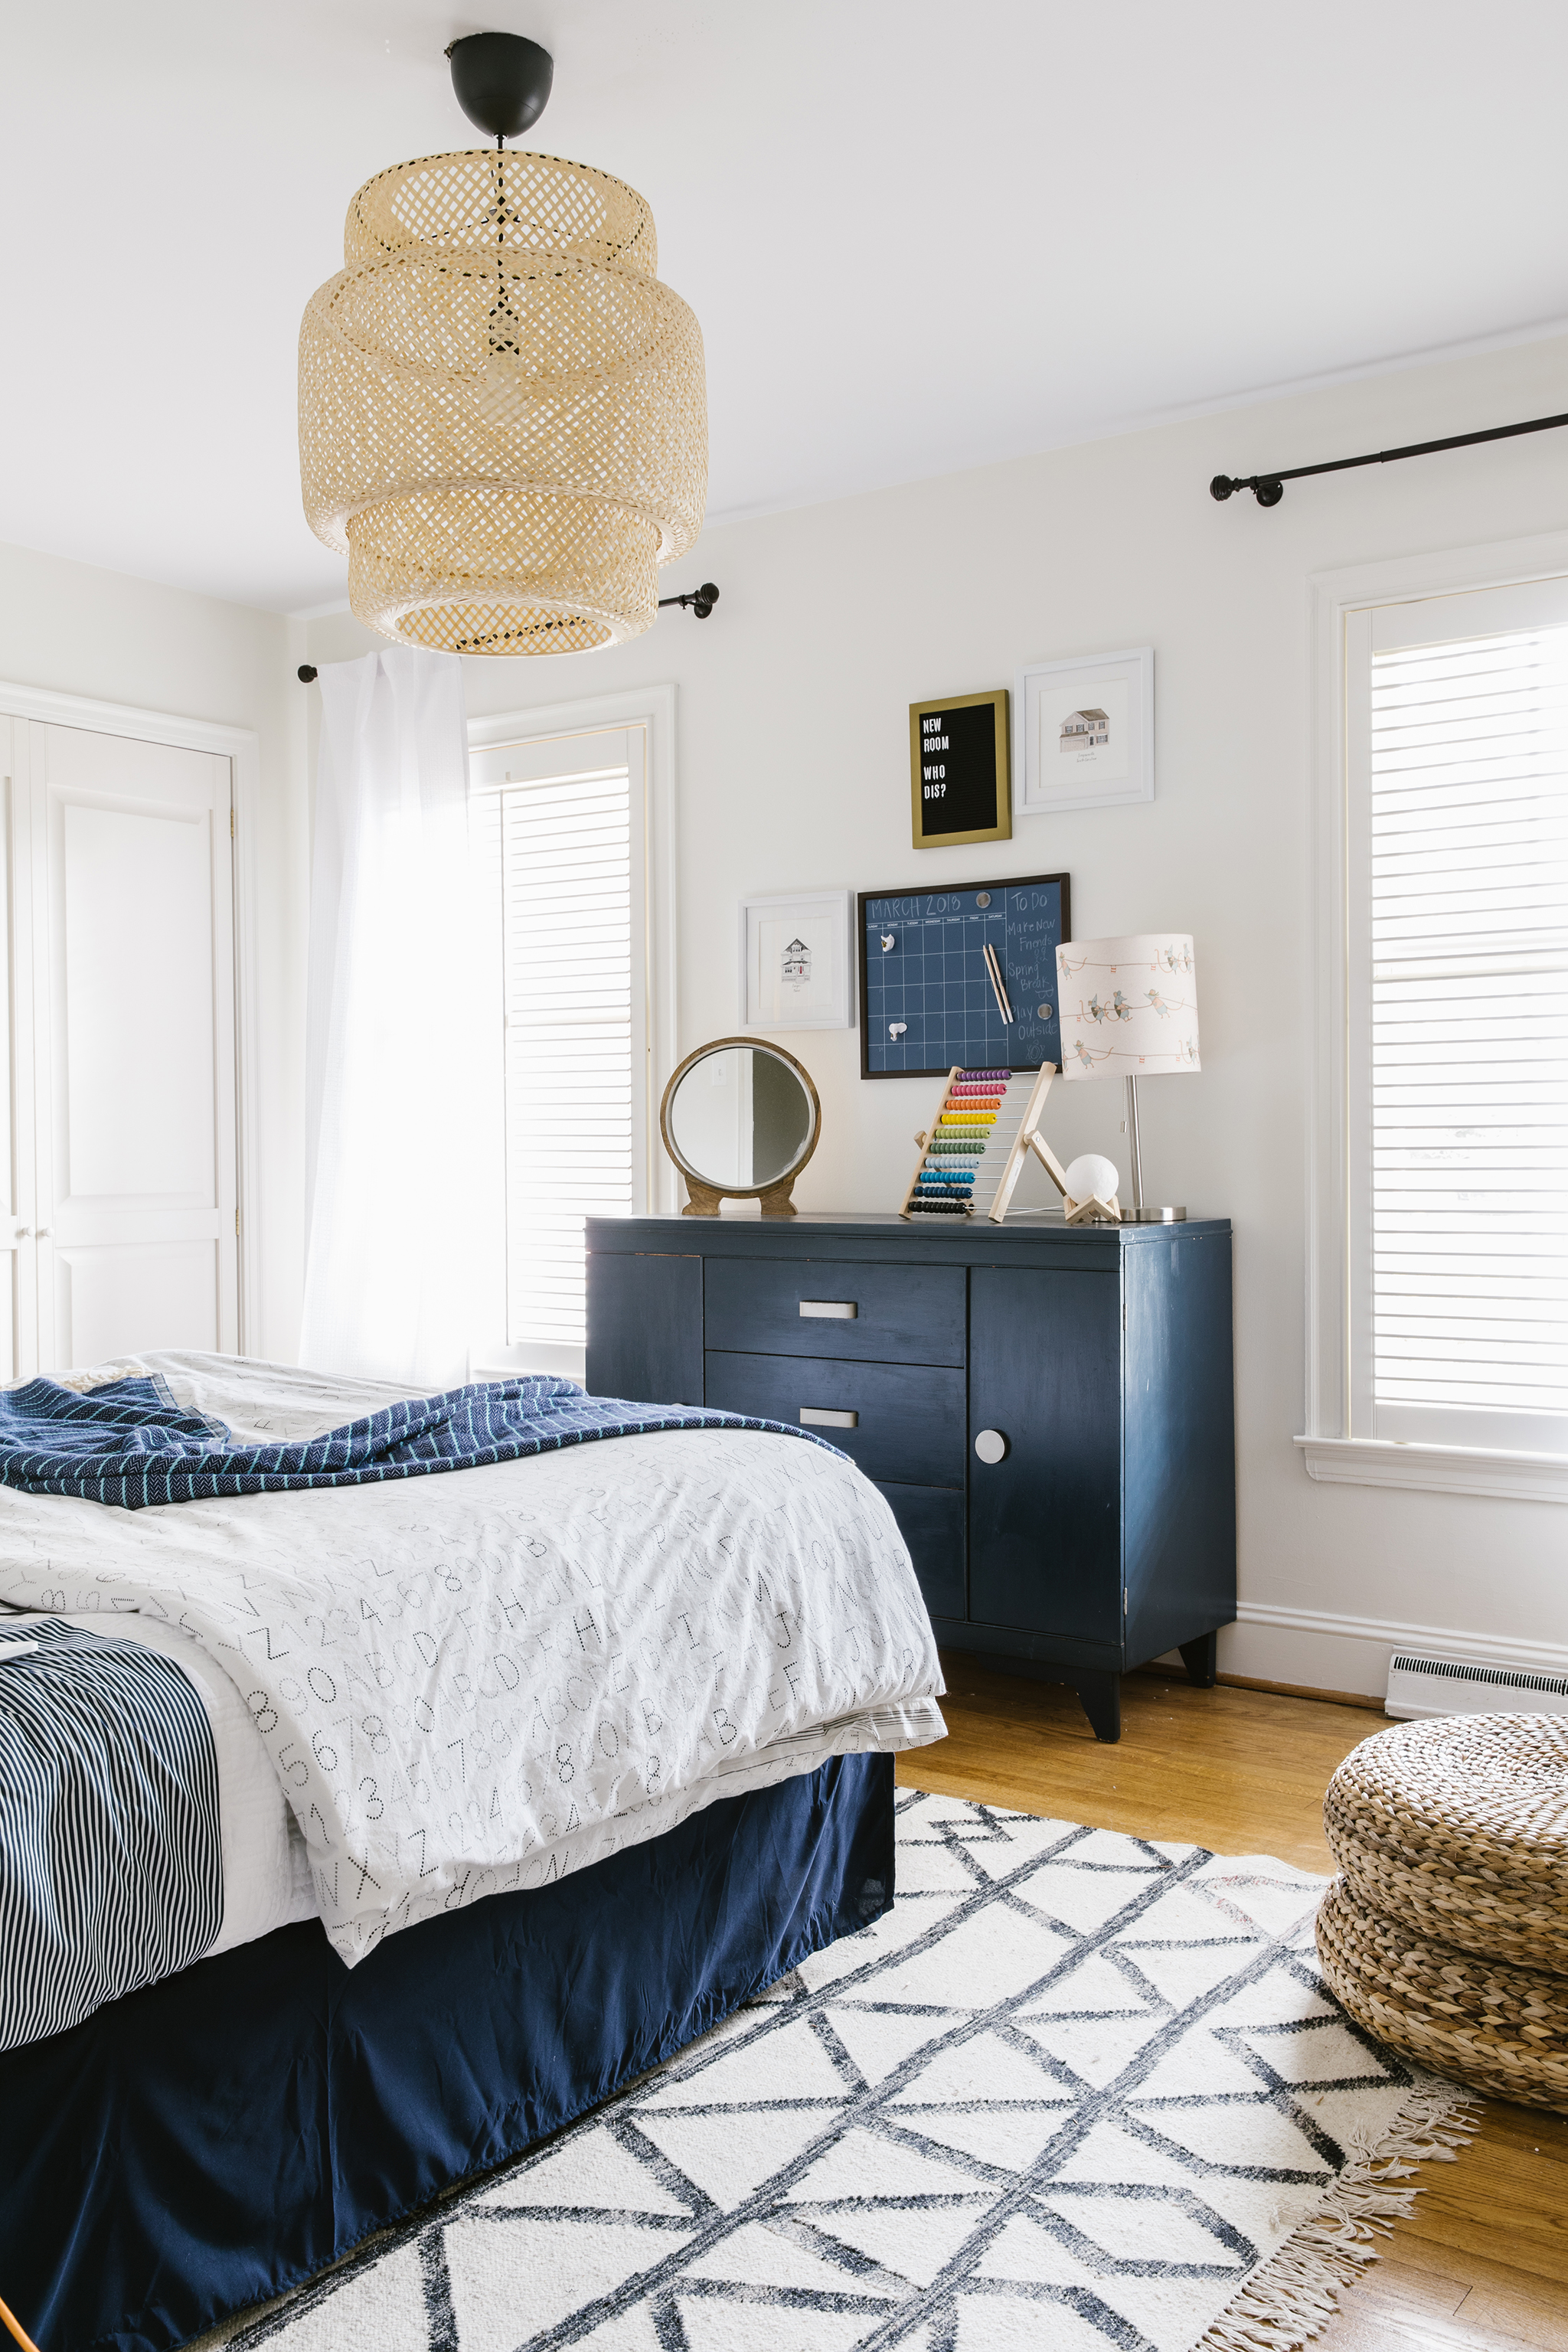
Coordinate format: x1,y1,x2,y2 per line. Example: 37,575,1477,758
3,0,1566,614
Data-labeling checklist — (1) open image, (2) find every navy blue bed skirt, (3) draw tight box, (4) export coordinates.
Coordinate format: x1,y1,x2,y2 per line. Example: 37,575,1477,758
0,1751,895,2352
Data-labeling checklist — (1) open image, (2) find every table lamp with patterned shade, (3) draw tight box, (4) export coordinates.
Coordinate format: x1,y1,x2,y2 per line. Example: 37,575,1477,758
1054,933,1200,1222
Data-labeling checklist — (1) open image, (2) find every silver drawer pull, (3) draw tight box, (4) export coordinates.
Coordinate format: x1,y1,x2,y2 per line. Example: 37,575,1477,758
974,1428,1009,1465
801,1407,858,1429
799,1300,857,1319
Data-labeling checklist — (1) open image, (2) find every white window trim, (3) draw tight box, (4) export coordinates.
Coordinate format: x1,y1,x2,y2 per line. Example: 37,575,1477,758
0,676,263,1356
1303,531,1568,1503
466,681,679,1223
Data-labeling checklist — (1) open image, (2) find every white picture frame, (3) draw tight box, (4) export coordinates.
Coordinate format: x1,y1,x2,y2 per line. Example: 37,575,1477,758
1014,645,1155,816
738,890,854,1030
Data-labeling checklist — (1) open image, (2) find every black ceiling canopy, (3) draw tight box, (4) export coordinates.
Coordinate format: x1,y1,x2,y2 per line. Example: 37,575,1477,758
444,32,554,145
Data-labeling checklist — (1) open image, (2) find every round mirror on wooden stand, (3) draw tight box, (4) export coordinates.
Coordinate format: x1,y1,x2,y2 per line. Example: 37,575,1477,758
659,1038,820,1215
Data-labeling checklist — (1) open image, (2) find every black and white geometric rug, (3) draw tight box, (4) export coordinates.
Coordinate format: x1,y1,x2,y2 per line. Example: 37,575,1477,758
234,1793,1475,2352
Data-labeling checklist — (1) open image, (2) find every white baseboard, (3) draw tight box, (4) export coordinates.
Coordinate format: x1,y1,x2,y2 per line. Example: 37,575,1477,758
1214,1601,1568,1694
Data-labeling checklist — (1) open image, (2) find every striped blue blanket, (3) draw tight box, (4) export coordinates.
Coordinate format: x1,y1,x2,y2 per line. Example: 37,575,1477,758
0,1616,222,2051
0,1374,832,1511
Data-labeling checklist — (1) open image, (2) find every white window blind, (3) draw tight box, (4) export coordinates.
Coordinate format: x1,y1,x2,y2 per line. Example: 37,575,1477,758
468,725,650,1374
1351,588,1568,1454
501,763,634,1348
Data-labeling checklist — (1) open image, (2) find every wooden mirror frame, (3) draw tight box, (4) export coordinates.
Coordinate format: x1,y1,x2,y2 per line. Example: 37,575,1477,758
659,1037,821,1217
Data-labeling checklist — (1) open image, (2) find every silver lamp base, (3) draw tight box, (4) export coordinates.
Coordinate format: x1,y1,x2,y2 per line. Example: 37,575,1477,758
1122,1078,1187,1226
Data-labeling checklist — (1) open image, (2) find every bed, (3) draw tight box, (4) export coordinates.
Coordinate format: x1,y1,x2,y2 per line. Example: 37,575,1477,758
0,1353,945,2352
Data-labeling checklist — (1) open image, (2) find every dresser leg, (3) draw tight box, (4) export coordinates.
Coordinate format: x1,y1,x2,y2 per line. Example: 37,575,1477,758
1073,1671,1122,1743
1178,1632,1218,1688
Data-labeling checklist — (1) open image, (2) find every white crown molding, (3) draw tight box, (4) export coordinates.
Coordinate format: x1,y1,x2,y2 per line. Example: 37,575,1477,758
704,318,1568,537
1235,1596,1568,1679
1295,1433,1568,1504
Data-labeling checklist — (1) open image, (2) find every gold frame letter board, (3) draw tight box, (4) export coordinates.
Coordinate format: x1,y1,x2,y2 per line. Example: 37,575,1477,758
909,687,1011,849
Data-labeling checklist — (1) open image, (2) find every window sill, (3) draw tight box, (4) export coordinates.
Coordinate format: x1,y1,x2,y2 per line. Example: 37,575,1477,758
1295,1435,1568,1504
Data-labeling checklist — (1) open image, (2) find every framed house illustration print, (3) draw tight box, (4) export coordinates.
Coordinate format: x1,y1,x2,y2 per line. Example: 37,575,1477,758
738,890,854,1029
1015,647,1155,815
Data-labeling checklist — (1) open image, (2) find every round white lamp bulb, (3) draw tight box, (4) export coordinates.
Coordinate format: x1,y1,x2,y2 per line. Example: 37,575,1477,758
1063,1152,1120,1206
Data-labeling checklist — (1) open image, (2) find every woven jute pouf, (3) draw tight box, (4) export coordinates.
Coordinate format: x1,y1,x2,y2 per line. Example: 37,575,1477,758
1317,1713,1568,2113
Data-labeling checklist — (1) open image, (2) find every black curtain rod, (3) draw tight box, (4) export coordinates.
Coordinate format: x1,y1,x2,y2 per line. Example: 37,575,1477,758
1210,409,1568,507
658,581,719,616
296,583,720,680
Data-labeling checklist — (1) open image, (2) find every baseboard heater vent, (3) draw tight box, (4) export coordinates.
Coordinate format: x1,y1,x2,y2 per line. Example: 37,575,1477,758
1385,1652,1568,1722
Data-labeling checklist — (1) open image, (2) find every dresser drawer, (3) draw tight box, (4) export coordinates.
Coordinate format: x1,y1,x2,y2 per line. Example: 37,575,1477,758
704,1258,965,1367
704,1350,966,1488
877,1482,965,1622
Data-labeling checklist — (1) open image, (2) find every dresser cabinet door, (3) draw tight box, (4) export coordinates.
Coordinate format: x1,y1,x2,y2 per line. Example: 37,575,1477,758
967,1266,1122,1642
585,1251,703,1405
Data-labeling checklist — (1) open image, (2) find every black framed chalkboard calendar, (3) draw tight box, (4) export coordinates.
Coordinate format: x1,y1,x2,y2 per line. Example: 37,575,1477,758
909,688,1011,848
858,871,1070,1079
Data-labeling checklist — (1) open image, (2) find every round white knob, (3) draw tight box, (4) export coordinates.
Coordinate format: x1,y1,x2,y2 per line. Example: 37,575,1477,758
14,1227,29,1239
974,1429,1008,1465
34,1228,50,1240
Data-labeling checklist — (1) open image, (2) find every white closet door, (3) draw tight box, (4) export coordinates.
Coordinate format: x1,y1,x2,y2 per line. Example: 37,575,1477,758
28,722,239,1370
0,720,39,1380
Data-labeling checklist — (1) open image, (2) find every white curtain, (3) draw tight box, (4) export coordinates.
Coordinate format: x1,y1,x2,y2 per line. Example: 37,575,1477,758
300,645,478,1388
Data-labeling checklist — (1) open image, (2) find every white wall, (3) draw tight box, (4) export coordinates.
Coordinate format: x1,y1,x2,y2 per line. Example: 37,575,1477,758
306,329,1568,1699
0,540,307,1364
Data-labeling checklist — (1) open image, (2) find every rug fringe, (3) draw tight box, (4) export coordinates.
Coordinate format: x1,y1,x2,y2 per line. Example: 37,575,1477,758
1197,2074,1481,2352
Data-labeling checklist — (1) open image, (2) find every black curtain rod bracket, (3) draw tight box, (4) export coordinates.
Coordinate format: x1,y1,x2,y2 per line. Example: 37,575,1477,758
658,582,720,617
1211,409,1568,507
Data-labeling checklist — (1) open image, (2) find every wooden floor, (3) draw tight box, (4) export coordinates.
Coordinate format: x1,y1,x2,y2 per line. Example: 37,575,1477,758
897,1656,1568,2352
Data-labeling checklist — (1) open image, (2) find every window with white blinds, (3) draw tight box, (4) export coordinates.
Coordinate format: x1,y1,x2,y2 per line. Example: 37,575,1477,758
1348,580,1568,1456
468,724,652,1377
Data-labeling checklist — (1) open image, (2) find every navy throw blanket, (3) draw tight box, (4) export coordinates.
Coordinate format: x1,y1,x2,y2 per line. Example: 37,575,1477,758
0,1375,838,1511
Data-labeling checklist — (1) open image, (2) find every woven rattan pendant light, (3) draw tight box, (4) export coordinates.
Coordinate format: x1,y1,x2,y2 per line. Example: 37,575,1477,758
299,34,707,655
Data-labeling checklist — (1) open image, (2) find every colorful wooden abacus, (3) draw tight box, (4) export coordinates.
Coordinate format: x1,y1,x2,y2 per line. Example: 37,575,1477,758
897,1067,1013,1219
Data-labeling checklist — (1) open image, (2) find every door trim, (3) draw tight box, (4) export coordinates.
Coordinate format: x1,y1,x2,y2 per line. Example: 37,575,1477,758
0,679,260,1355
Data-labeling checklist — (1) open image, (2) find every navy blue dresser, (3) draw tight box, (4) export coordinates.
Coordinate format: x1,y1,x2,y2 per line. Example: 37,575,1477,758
584,1214,1236,1742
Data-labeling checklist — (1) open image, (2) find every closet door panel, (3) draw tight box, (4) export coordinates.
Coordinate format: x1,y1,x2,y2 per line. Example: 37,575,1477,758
51,1241,220,1371
31,724,238,1367
57,794,217,1203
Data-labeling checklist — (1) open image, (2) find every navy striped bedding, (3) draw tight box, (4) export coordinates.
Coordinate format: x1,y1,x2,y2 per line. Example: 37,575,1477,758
0,1618,222,2053
0,1371,831,1509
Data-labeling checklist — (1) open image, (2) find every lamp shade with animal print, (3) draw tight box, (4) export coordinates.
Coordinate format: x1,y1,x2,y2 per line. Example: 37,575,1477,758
1055,934,1200,1079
